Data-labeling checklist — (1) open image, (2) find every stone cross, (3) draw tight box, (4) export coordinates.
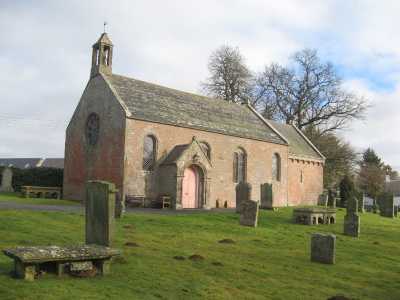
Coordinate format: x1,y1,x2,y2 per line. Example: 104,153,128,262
85,181,116,247
344,197,360,237
235,182,252,213
260,183,273,209
239,200,259,227
311,233,336,264
0,167,14,192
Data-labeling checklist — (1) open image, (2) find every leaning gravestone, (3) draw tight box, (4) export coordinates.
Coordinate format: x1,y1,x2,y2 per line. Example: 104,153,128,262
0,167,14,192
344,197,360,237
235,182,252,213
379,192,395,218
311,233,336,264
86,181,116,246
260,182,273,209
239,200,259,227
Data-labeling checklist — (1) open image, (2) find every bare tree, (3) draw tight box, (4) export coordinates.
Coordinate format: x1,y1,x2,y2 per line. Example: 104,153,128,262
255,49,368,135
202,45,253,103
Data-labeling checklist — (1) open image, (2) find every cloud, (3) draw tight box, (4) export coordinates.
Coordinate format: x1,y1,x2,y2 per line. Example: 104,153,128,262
0,0,399,170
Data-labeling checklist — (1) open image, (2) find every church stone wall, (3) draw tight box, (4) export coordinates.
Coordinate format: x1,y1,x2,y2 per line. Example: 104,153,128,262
63,75,126,201
287,158,324,206
123,119,290,208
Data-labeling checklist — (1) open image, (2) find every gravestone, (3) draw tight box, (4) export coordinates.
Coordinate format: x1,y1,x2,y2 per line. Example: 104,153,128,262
327,190,337,208
344,197,360,237
358,196,365,213
114,191,125,218
235,182,252,213
0,167,14,192
379,192,395,218
311,233,336,264
260,183,273,209
318,191,328,207
86,181,116,246
239,200,259,227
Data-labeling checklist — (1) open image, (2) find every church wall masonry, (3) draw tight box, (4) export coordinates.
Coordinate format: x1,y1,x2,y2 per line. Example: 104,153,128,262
63,75,126,201
124,118,290,208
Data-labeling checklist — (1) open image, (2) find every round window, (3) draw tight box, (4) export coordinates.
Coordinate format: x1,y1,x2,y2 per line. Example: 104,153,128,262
85,113,100,145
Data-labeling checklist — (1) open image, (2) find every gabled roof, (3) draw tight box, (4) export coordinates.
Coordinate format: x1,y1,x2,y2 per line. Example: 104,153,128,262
386,180,400,196
268,121,325,161
103,74,287,145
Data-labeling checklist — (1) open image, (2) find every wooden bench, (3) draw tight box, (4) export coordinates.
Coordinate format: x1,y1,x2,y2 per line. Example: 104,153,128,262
3,245,120,281
21,186,62,199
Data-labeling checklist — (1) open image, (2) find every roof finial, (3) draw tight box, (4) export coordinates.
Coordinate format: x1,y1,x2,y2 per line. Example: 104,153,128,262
103,21,108,33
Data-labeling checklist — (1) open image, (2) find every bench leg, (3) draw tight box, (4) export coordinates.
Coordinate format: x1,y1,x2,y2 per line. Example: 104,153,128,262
56,263,67,277
94,259,111,275
15,260,35,281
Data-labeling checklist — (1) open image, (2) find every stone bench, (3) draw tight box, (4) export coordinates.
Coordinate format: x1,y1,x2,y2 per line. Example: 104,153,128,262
21,186,62,199
293,207,337,225
3,244,120,281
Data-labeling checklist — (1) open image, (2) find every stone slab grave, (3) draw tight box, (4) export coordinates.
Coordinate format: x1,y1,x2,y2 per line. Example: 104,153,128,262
311,233,336,264
344,197,360,237
3,245,119,281
2,180,120,281
293,207,336,225
235,182,252,213
239,200,259,227
0,167,14,192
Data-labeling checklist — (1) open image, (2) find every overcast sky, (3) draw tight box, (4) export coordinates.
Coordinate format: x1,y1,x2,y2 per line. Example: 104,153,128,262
1,1,399,170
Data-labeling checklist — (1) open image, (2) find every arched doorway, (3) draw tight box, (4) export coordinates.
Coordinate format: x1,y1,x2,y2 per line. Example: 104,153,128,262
182,165,204,208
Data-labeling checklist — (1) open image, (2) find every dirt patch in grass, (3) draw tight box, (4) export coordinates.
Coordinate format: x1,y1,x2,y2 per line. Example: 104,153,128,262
123,224,134,229
327,295,352,300
173,256,186,261
125,242,139,247
212,261,223,267
189,254,204,261
218,238,235,244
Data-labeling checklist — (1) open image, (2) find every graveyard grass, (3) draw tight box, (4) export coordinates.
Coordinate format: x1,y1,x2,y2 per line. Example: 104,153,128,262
0,208,399,300
0,192,79,206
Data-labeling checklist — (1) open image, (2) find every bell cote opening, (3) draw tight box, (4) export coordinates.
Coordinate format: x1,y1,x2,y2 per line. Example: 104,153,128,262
90,32,113,78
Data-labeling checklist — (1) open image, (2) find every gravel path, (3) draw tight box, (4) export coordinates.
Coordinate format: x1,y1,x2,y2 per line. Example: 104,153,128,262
0,201,235,215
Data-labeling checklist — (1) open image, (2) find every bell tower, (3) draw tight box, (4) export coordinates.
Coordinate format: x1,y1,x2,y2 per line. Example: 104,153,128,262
90,32,113,78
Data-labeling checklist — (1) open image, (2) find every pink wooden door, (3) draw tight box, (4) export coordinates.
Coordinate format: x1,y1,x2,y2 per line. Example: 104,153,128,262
182,167,197,208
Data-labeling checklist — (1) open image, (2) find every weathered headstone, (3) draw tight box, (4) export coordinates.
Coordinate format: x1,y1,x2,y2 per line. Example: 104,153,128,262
0,167,14,192
344,197,360,237
358,196,365,213
239,200,259,227
235,182,252,213
379,192,395,218
318,191,328,207
86,181,116,246
311,233,336,264
260,182,273,209
327,189,337,208
114,191,125,218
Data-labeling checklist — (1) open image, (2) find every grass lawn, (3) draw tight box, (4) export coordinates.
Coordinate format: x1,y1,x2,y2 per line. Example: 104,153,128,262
0,192,79,206
0,208,399,300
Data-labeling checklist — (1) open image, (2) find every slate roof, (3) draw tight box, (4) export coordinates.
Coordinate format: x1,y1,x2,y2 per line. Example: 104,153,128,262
41,158,64,169
386,180,400,196
0,158,64,169
104,74,287,145
162,145,190,165
0,158,42,169
268,121,324,160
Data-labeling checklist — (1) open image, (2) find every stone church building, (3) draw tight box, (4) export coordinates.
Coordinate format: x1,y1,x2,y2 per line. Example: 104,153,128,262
63,33,325,209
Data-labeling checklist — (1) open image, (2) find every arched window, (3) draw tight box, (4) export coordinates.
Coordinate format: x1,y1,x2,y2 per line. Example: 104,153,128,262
199,141,211,160
85,113,100,146
233,148,246,183
272,153,281,181
143,135,157,171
